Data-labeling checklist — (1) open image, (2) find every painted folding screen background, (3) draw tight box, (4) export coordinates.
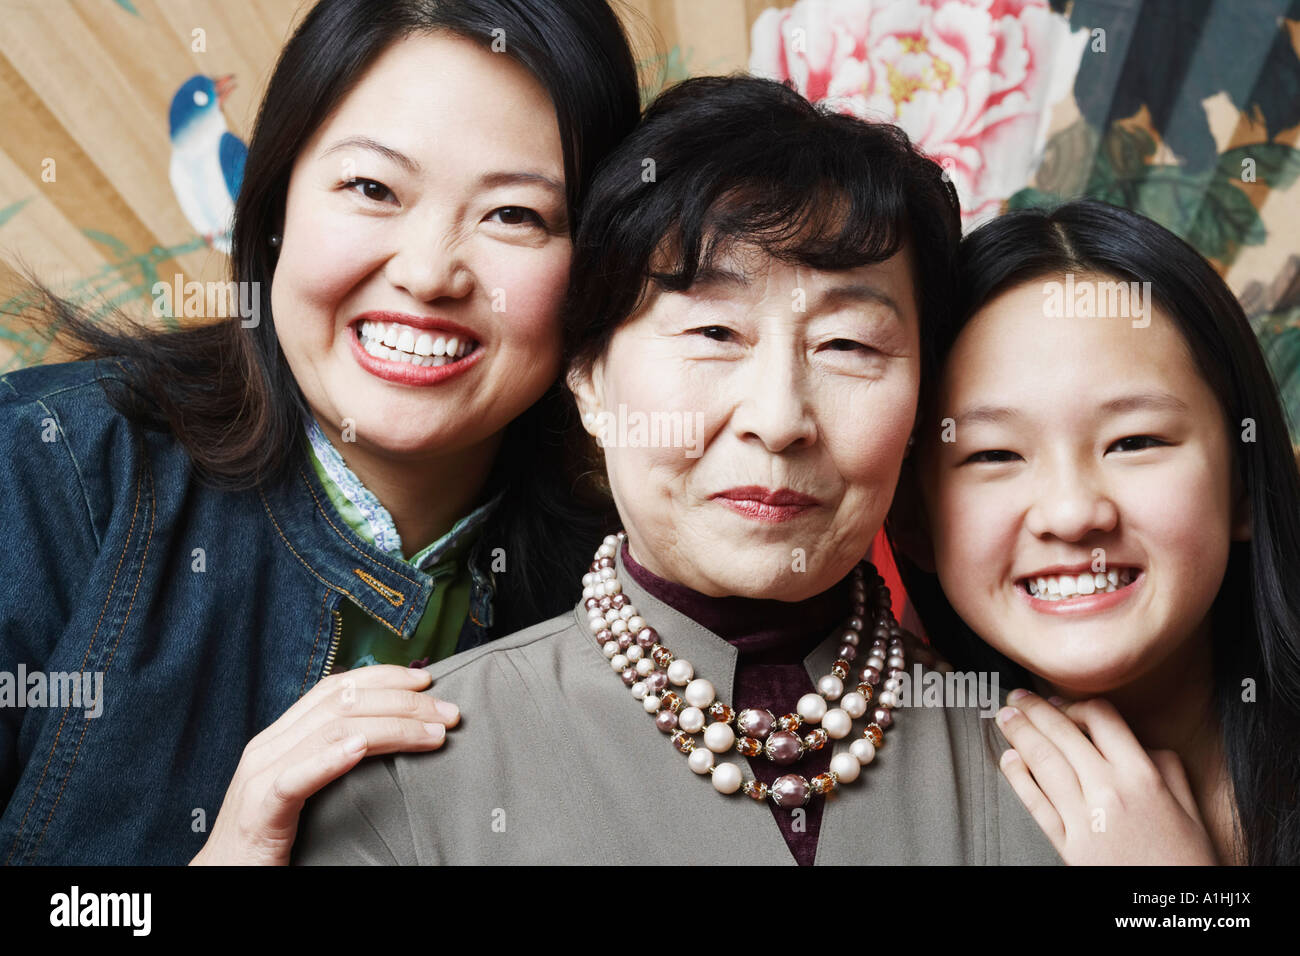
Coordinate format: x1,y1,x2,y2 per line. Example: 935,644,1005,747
2,0,1298,623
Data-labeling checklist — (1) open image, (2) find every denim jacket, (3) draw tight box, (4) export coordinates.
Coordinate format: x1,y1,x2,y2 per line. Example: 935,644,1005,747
0,359,497,864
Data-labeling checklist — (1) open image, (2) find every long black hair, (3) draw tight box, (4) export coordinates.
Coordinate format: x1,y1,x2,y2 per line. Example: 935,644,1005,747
893,199,1300,865
13,0,641,636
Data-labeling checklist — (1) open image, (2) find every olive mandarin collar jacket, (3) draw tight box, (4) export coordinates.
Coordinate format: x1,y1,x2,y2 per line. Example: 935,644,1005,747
294,546,1062,866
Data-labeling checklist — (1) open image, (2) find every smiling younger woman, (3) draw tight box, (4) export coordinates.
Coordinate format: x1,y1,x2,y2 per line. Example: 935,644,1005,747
897,201,1300,865
0,0,638,864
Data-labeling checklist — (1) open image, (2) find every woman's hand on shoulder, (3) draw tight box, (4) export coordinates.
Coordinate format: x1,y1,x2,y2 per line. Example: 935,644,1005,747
189,664,457,866
993,690,1217,865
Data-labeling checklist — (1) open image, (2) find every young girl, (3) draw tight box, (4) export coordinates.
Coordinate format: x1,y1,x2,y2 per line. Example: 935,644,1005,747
895,199,1300,865
0,0,639,865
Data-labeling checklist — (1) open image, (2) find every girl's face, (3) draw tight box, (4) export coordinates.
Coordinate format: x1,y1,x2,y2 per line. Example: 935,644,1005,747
271,32,570,460
572,244,921,600
920,276,1249,697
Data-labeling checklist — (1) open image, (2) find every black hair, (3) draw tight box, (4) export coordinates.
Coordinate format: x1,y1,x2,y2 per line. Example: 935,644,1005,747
564,73,962,395
11,0,641,636
893,199,1300,865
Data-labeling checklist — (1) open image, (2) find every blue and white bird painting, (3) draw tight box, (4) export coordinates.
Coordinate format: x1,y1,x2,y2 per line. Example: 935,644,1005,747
168,74,246,255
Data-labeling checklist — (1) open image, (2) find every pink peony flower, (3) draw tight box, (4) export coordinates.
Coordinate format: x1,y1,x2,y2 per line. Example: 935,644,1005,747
750,0,1087,226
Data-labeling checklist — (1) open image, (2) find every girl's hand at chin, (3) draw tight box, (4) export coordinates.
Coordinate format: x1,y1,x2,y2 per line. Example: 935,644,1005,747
189,665,457,866
994,690,1218,865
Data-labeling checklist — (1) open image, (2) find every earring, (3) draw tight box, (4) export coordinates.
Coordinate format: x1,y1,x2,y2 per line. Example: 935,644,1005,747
582,411,596,427
269,234,282,248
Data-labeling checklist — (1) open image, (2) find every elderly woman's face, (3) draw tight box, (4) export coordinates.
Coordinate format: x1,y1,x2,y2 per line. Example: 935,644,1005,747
571,244,921,600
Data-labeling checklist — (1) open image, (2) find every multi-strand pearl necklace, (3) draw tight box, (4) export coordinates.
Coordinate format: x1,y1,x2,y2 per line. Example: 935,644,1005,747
582,533,907,809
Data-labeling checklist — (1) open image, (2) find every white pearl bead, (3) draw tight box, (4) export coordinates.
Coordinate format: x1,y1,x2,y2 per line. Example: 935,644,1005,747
703,722,735,753
602,534,618,548
684,678,715,708
830,752,861,783
817,675,844,700
588,617,606,634
878,690,896,709
631,682,647,699
883,677,901,692
867,656,885,671
822,708,852,739
688,747,714,775
610,654,628,671
841,691,867,718
643,695,660,714
887,655,905,669
604,609,619,622
796,692,827,723
678,707,705,733
666,659,694,686
635,658,654,676
626,645,643,662
605,579,622,595
850,737,876,765
610,619,627,635
602,641,618,658
711,762,742,794
628,616,645,632
582,586,594,599
618,605,635,619
599,567,615,580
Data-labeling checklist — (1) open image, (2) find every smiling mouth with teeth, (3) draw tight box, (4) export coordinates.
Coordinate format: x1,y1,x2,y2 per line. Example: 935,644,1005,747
1022,568,1139,601
355,320,480,367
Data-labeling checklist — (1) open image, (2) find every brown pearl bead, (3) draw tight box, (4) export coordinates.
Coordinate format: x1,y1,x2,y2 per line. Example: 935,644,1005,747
764,730,803,765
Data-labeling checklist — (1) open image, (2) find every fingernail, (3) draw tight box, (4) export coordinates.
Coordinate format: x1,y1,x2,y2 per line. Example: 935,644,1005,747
996,706,1019,725
1048,696,1065,707
1007,688,1030,702
343,734,366,754
436,701,459,721
423,722,446,740
1000,748,1020,765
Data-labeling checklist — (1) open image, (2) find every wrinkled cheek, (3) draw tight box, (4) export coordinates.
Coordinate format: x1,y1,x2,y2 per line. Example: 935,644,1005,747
829,382,917,492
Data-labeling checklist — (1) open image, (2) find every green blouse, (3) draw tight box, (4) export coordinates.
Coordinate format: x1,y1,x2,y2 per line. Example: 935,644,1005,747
303,421,496,672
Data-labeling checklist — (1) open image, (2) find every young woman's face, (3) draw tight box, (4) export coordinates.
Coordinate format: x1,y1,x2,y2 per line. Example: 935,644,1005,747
920,277,1248,697
271,32,570,459
572,244,921,601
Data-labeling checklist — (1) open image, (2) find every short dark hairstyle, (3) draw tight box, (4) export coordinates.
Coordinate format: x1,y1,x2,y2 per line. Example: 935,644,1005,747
564,74,962,391
894,199,1300,865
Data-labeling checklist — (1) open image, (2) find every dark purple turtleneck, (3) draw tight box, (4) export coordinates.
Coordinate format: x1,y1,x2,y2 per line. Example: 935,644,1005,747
621,540,851,866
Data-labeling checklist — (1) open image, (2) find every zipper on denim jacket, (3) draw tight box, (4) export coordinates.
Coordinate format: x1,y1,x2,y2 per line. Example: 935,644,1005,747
321,608,343,677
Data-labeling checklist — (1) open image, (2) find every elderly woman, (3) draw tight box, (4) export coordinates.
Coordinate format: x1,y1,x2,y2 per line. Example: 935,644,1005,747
292,76,1059,865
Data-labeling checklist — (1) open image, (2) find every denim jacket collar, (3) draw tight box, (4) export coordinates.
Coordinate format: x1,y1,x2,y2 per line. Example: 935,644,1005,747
258,449,502,641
